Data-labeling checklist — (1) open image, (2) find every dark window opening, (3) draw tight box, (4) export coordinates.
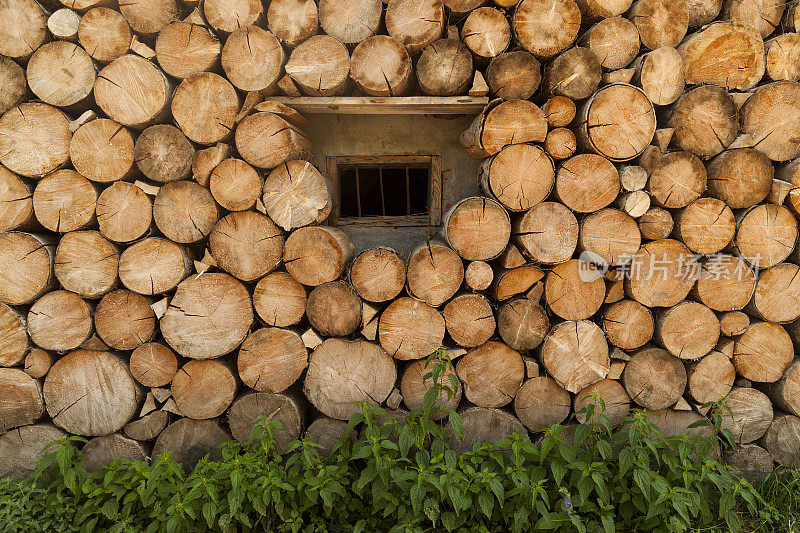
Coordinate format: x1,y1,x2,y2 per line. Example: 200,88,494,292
339,165,430,218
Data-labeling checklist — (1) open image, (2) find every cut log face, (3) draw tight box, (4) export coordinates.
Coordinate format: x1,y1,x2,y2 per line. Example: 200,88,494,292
253,272,307,327
513,0,582,59
655,301,720,360
222,26,285,92
545,128,577,160
556,154,621,213
306,281,362,336
28,290,92,352
514,376,571,432
385,0,445,54
733,322,793,383
630,0,689,50
153,418,229,472
134,125,195,184
124,410,169,441
707,148,774,209
95,290,157,351
581,17,640,71
238,328,307,393
496,298,548,351
669,85,738,159
464,260,493,291
0,368,44,432
543,47,602,101
236,112,313,169
0,0,47,60
95,55,170,130
304,338,396,420
675,198,734,254
208,158,262,212
81,433,147,471
284,226,354,286
400,359,461,419
54,230,119,299
680,22,765,91
70,119,135,184
725,443,774,484
319,0,381,44
209,211,283,282
172,360,237,420
406,241,464,307
692,254,755,311
285,35,351,96
262,160,331,230
514,201,579,264
118,0,178,36
456,341,524,407
0,424,66,479
154,181,219,244
443,293,496,348
172,72,240,145
541,320,610,393
0,166,33,233
350,247,406,303
417,38,473,96
760,414,800,466
765,33,800,82
267,0,318,47
638,207,674,240
574,378,631,427
752,262,800,323
228,392,303,453
759,360,800,416
155,22,220,80
687,0,724,26
578,84,656,162
203,0,263,35
735,204,797,269
305,417,348,456
96,182,153,243
720,310,750,336
0,232,54,306
624,238,699,308
44,350,139,436
350,36,413,97
739,81,800,162
720,387,773,444
27,42,96,108
633,47,684,106
78,7,131,63
545,259,606,320
462,7,510,59
623,346,687,410
119,238,191,295
688,351,735,403
442,197,511,261
447,406,528,453
0,303,29,367
160,273,254,360
33,170,98,233
0,55,27,118
0,103,71,179
485,51,542,100
602,299,654,350
379,297,446,360
722,0,784,38
493,264,545,301
479,144,554,212
130,342,178,388
579,208,641,267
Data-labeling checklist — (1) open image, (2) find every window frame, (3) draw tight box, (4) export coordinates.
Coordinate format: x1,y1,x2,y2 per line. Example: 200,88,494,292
326,155,442,228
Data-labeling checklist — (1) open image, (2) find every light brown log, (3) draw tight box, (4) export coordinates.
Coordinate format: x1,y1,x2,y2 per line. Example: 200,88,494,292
735,204,797,269
738,81,800,162
441,197,510,261
757,359,800,416
192,143,232,187
541,320,609,393
680,22,765,91
95,55,170,130
687,350,735,403
447,406,527,453
81,434,147,471
284,226,353,286
514,201,578,264
752,263,800,323
306,281,362,336
766,33,800,81
733,321,793,382
463,261,493,292
152,418,229,471
153,181,219,244
655,301,720,360
513,376,570,432
443,293,496,348
253,272,307,327
385,0,444,54
725,443,774,483
513,0,581,59
630,0,689,50
238,328,307,394
720,387,773,444
304,417,348,455
456,341,523,407
785,0,800,30
304,338,396,420
221,26,284,92
542,47,601,100
575,0,632,19
485,51,541,100
348,247,405,303
461,99,548,158
638,207,674,240
161,272,253,360
544,128,577,160
172,360,237,420
96,182,152,243
119,237,191,295
630,47,684,106
44,349,138,436
236,112,313,169
0,368,44,432
602,299,654,350
624,239,699,308
406,241,464,307
172,72,239,145
496,298,548,351
78,7,131,63
379,297,445,360
154,22,220,79
416,38,473,96
123,410,168,441
687,0,723,26
706,148,774,209
0,232,54,306
479,144,554,212
0,56,26,120
28,291,92,351
202,0,263,35
262,160,331,230
623,346,687,410
350,35,412,97
0,0,47,60
134,125,195,184
23,349,52,378
94,289,156,351
0,424,66,478
203,158,260,213
580,17,640,71
318,0,381,44
54,231,117,300
669,85,738,159
118,0,178,36
461,7,510,59
285,35,350,96
32,170,97,233
692,254,755,311
267,0,318,47
542,95,576,128
493,264,545,301
555,153,621,212
130,342,178,387
26,42,95,108
444,0,485,12
209,211,283,282
614,191,650,218
760,413,800,465
400,359,461,419
579,208,640,267
228,392,303,453
70,118,135,184
720,311,750,336
47,7,79,42
577,84,656,162
574,378,631,426
0,103,71,179
673,198,734,255
497,243,527,269
545,259,605,320
722,0,784,38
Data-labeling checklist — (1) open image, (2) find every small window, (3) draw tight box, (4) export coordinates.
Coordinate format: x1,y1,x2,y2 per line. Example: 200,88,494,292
327,156,442,227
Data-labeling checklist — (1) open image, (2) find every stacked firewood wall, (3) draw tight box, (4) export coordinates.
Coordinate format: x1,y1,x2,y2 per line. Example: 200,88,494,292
2,0,800,477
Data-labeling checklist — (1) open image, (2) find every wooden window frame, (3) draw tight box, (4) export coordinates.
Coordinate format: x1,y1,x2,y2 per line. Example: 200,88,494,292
326,155,442,228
